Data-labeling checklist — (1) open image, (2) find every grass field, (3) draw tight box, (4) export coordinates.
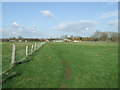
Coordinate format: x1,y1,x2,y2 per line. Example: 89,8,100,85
2,42,36,72
2,42,118,88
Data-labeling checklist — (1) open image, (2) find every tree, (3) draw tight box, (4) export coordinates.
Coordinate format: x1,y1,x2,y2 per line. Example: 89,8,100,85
10,37,16,40
60,35,68,39
99,32,108,41
92,31,118,42
111,32,118,41
18,36,23,39
92,31,101,41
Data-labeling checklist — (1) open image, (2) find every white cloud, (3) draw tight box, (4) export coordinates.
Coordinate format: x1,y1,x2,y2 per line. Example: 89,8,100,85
40,10,54,17
108,20,118,27
54,20,97,32
99,10,118,19
53,20,97,36
12,22,19,26
3,22,43,38
11,22,24,27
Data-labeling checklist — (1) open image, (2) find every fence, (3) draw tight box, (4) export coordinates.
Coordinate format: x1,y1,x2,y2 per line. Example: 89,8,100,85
2,42,46,75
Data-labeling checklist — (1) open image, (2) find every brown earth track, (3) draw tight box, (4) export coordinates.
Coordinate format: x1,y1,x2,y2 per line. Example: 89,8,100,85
61,59,70,80
51,44,71,88
59,58,71,88
59,54,71,88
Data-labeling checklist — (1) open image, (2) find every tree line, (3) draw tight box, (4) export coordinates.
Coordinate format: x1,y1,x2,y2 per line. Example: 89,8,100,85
91,31,119,42
61,31,119,42
1,31,119,42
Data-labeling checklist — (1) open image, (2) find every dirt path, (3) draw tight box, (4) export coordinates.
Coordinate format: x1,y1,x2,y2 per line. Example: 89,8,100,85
57,52,71,88
60,59,71,88
51,44,71,88
61,59,70,80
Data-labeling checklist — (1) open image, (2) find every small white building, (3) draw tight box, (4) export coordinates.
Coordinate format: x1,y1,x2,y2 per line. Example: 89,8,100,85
73,40,80,42
63,38,71,42
19,40,22,42
53,40,63,42
25,40,28,42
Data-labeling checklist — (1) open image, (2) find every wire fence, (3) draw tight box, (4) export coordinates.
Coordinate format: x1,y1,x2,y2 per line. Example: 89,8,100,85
2,42,46,75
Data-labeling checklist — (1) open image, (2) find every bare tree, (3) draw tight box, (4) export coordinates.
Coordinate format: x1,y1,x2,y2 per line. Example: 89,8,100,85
92,31,118,42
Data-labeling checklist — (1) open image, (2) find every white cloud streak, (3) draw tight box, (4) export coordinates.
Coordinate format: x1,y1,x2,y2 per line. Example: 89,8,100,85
3,22,43,38
11,22,24,28
40,10,54,17
53,20,97,36
54,20,97,31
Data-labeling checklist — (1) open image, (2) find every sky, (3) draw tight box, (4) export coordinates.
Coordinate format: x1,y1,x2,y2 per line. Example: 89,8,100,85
2,2,118,38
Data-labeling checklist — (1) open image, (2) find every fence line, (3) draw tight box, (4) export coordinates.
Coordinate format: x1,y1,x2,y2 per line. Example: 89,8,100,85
31,45,33,53
18,42,46,63
34,42,37,50
26,46,28,56
2,42,46,76
11,44,16,68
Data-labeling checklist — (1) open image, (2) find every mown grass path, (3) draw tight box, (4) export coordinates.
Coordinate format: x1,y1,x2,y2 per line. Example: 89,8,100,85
3,42,118,88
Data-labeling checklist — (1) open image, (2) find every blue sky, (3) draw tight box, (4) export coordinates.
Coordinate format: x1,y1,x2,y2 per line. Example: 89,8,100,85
2,2,118,38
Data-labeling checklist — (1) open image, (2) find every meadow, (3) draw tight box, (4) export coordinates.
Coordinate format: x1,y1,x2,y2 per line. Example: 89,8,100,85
2,42,118,88
2,42,36,72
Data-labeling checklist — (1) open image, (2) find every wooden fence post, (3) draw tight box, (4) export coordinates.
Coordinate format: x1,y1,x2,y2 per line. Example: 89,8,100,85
26,46,28,55
34,42,36,50
31,45,33,53
11,44,16,67
36,43,37,49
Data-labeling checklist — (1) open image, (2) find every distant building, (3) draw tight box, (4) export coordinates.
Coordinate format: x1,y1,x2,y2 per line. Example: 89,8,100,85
45,39,49,42
73,40,80,42
9,40,17,42
25,40,28,42
19,40,22,42
53,39,64,42
63,38,71,42
52,38,72,42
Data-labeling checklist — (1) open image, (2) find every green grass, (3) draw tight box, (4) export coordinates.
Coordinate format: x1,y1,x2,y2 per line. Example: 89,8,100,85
2,42,118,88
2,42,36,72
